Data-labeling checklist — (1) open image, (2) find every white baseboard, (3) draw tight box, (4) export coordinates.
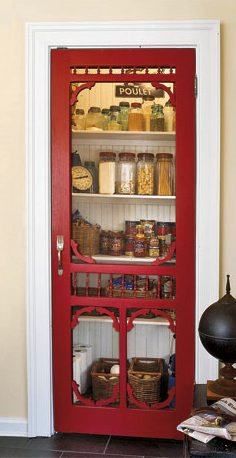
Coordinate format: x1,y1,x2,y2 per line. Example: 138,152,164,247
0,417,28,437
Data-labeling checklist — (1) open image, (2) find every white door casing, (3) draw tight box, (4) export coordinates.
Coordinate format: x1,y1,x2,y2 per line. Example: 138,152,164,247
26,21,220,437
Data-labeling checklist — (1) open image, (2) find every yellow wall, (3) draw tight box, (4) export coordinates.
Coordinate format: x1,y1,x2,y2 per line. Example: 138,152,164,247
0,0,235,419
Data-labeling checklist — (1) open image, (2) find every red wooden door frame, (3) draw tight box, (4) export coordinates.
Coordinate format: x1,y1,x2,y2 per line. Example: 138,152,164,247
51,48,195,438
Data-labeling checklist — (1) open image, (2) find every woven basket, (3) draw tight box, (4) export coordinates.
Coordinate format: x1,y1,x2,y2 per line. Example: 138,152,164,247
72,221,100,256
128,357,165,405
91,358,120,401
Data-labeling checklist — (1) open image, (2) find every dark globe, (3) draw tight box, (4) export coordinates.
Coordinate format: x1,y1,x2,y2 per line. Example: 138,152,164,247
199,275,236,363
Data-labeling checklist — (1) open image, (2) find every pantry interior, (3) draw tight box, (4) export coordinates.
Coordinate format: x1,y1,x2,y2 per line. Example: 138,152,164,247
51,48,195,438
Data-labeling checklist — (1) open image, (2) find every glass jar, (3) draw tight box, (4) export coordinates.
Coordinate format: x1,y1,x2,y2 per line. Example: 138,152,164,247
98,152,116,194
125,221,137,235
161,276,173,299
156,153,174,196
142,95,155,131
150,104,164,132
85,107,104,131
116,152,136,195
163,100,174,132
84,161,98,193
134,225,146,257
109,231,124,256
148,232,159,258
118,101,130,131
101,108,110,130
136,153,154,195
128,102,144,131
125,235,135,256
156,222,172,258
108,106,121,131
100,230,111,255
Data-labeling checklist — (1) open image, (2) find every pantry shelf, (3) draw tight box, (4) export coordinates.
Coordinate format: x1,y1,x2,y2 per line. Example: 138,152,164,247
91,254,175,265
72,193,176,204
72,130,175,142
75,315,172,326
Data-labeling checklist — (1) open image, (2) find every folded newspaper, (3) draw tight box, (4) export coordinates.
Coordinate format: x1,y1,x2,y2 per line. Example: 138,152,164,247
177,398,236,443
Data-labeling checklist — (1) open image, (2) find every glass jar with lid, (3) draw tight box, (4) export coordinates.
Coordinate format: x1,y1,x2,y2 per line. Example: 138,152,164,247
163,99,174,132
116,152,136,195
108,105,121,131
136,153,154,195
134,225,146,257
98,152,116,194
101,108,110,131
128,102,144,131
85,107,104,131
118,101,130,131
142,95,155,131
156,153,174,196
150,104,164,132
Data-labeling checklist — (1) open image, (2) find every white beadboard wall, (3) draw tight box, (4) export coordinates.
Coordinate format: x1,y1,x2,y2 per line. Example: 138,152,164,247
73,320,173,363
72,82,176,368
74,81,173,114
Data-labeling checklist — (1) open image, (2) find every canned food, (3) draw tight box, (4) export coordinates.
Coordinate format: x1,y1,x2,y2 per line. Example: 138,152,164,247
161,276,173,299
109,231,124,256
125,221,138,235
125,235,135,256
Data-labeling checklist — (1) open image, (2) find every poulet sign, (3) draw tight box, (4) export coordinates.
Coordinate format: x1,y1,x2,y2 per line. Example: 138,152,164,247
115,84,163,98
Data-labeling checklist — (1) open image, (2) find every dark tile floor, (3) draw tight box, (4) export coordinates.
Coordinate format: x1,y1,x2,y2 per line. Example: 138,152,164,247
0,434,184,458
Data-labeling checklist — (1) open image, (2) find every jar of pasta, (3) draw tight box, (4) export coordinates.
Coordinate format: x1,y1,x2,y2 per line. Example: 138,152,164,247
156,153,174,195
116,152,136,194
128,102,144,131
136,153,154,195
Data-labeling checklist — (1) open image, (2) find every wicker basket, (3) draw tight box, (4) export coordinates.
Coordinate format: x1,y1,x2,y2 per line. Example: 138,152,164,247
91,358,120,401
128,357,166,405
72,220,100,256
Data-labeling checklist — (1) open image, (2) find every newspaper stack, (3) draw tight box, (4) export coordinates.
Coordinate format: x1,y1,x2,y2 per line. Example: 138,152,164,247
177,398,236,443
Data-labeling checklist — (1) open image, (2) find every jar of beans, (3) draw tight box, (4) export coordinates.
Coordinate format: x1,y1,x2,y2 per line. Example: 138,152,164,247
136,153,154,195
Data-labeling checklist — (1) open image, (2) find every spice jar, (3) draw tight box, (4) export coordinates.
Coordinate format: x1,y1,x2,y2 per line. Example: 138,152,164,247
116,152,136,195
150,104,164,132
163,100,174,132
84,161,98,193
136,153,154,195
72,108,85,130
109,231,124,256
156,153,174,196
118,101,130,131
99,152,116,194
134,225,146,257
128,102,144,131
148,232,159,258
142,95,155,131
85,107,104,131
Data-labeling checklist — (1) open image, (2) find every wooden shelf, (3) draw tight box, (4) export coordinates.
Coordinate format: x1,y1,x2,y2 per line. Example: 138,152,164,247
72,193,176,204
72,129,175,141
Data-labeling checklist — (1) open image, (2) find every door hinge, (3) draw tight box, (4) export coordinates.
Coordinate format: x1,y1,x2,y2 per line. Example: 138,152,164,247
194,75,198,98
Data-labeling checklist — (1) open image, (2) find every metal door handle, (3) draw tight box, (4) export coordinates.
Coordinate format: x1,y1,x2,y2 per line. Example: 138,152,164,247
56,235,64,276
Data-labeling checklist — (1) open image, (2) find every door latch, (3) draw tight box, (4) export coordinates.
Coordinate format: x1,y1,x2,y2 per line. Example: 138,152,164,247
56,235,64,276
